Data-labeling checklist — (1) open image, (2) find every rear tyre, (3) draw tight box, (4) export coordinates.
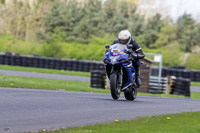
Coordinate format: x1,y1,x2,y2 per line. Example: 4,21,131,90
110,73,120,100
124,86,137,101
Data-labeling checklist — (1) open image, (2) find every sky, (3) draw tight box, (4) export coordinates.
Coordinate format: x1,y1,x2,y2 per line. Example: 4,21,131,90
164,0,200,21
140,0,200,21
101,0,200,21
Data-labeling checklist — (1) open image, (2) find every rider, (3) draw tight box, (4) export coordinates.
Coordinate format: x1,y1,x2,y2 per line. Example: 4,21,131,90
111,30,145,86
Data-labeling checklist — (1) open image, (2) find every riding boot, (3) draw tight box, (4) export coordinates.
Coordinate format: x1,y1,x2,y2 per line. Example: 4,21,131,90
135,66,142,86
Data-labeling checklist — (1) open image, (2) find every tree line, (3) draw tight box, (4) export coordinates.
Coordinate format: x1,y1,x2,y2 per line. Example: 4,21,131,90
0,0,200,53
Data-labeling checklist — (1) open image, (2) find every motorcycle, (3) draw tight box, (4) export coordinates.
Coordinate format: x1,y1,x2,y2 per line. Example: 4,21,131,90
103,43,139,100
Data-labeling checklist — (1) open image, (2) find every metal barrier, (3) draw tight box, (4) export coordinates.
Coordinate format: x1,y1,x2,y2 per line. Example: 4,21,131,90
149,76,167,93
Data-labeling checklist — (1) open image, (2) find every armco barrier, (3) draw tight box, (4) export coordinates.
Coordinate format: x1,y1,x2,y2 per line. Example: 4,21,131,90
149,76,167,93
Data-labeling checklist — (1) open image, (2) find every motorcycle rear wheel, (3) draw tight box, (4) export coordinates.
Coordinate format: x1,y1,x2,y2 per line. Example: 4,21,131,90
124,86,137,101
110,73,120,100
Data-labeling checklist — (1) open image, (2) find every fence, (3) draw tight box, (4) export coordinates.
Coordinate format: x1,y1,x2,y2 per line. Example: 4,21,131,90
149,76,167,93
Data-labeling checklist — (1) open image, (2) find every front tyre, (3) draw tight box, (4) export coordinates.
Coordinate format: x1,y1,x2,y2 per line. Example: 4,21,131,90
110,73,120,100
124,87,137,101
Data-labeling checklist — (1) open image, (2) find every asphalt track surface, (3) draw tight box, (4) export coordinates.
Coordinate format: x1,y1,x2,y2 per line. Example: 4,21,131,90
0,69,200,92
0,87,200,133
191,86,200,92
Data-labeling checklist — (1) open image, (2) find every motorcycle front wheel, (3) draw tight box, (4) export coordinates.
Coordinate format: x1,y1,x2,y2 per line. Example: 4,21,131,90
110,73,120,100
124,86,137,101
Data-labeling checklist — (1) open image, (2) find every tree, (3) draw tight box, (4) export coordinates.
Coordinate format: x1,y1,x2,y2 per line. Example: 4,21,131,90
128,3,145,37
180,23,200,52
40,27,66,58
73,0,104,43
176,13,196,52
43,1,83,41
0,0,53,40
103,0,128,34
154,18,177,47
0,0,5,4
177,13,195,39
143,13,163,47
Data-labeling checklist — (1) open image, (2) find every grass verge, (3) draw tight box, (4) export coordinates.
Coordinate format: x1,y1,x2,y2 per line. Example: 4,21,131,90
37,111,200,133
0,75,107,93
191,82,200,86
0,74,200,99
0,65,90,77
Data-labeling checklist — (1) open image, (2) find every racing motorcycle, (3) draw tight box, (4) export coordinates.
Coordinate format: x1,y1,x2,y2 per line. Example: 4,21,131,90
103,43,139,100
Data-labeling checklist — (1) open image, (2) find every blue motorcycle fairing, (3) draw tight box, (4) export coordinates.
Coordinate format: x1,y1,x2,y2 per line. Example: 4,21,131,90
103,43,136,90
103,50,129,66
123,66,133,88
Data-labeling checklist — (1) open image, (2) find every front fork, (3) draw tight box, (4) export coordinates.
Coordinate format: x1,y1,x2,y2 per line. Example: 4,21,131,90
118,66,123,87
110,66,123,88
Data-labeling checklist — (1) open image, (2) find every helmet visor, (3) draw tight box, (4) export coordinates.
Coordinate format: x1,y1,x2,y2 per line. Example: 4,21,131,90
119,39,128,44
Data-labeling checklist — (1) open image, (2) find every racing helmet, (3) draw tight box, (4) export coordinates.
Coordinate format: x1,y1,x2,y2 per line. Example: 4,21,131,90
118,30,131,44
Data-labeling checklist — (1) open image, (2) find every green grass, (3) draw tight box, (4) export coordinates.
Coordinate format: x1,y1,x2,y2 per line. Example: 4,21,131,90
0,65,90,77
0,75,108,93
37,111,200,133
0,74,200,99
191,82,200,86
189,92,200,99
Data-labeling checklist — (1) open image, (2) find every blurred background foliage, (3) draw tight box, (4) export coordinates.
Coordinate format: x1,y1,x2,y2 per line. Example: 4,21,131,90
0,0,200,69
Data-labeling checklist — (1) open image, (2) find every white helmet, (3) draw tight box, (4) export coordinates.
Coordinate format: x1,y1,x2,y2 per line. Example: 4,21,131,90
118,30,131,44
